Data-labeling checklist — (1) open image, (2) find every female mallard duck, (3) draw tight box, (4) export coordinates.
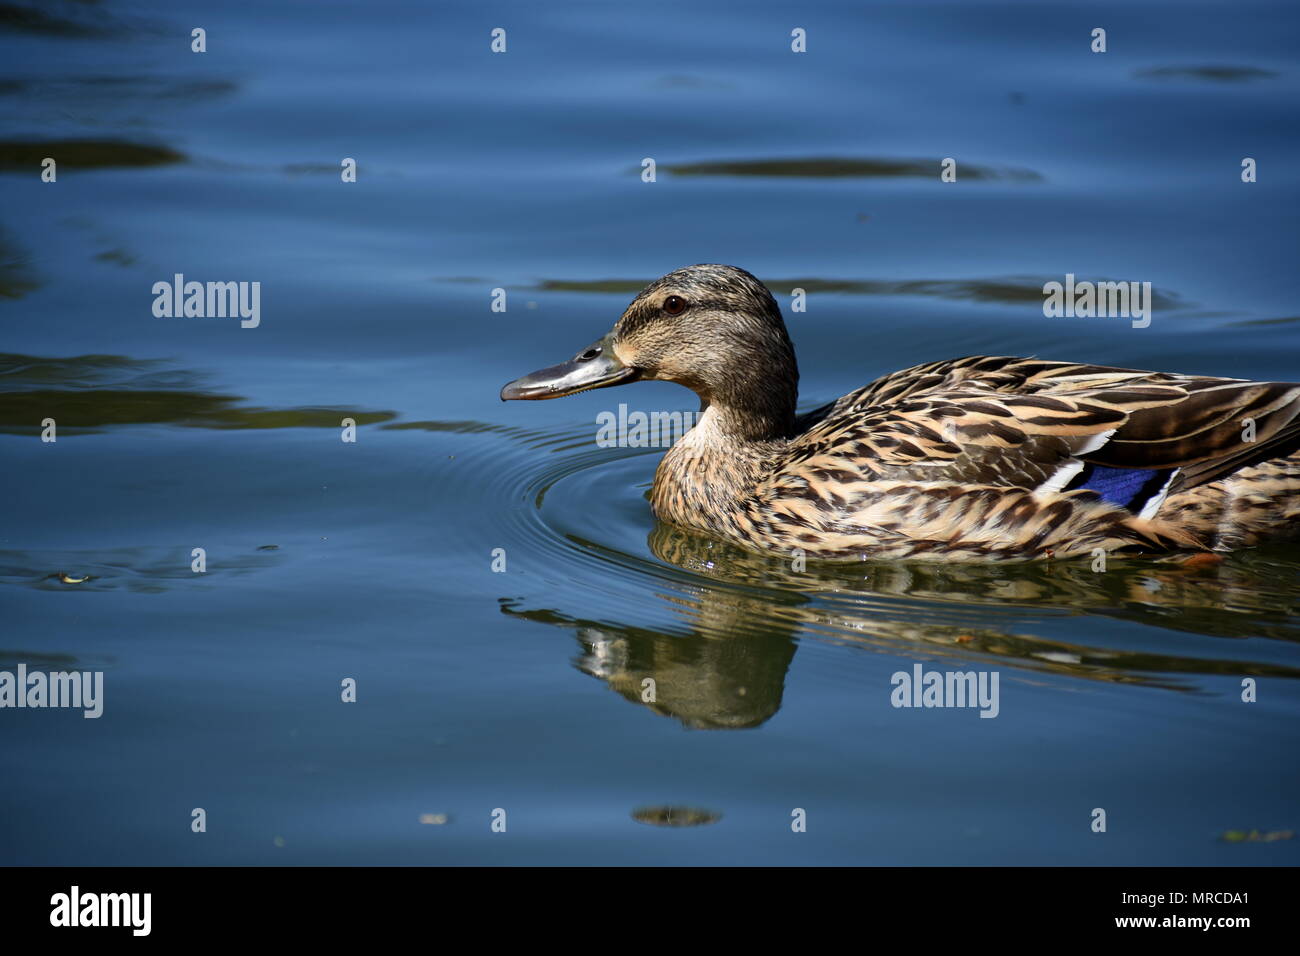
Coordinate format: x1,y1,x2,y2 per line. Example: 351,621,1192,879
501,264,1300,561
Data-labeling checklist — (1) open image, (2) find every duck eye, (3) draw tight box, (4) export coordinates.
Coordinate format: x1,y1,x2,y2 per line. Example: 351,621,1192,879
662,295,688,316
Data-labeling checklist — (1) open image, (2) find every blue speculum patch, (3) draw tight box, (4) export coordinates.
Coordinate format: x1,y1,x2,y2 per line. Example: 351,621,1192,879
1071,463,1174,511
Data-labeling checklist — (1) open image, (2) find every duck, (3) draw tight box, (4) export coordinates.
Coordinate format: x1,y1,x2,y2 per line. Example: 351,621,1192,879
501,264,1300,561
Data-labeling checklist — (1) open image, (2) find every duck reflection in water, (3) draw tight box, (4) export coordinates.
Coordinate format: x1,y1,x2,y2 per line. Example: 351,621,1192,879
501,522,1300,729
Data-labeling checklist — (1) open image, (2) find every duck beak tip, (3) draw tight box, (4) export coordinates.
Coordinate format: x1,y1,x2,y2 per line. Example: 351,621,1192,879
500,334,637,402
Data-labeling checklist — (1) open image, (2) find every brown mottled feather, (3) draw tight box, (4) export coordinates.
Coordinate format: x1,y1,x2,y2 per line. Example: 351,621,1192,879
653,352,1300,561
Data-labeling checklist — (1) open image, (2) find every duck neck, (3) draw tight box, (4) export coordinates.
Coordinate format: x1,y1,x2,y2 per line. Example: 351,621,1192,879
650,401,792,536
698,341,800,443
703,395,797,444
649,335,800,533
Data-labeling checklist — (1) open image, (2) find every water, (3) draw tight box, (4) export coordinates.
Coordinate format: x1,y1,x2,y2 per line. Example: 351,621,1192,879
2,0,1298,865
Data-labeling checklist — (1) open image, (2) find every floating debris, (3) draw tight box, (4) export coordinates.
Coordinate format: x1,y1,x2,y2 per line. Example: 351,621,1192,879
1221,829,1294,843
418,813,450,825
256,545,279,551
55,572,90,584
631,805,723,828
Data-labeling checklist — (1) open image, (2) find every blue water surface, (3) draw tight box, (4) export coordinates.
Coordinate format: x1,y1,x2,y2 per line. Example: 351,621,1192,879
1,0,1298,865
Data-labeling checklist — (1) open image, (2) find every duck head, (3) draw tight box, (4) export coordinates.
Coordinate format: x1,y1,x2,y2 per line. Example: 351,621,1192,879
501,264,799,437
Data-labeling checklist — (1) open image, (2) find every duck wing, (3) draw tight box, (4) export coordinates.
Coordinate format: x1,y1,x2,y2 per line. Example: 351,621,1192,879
793,355,1300,505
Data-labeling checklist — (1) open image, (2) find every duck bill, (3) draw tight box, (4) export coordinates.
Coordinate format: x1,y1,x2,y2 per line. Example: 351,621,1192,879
500,334,639,401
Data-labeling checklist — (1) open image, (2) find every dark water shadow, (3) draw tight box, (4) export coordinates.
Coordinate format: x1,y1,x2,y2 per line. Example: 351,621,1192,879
0,76,238,103
535,276,1186,311
0,1,117,37
0,139,186,172
1230,315,1300,328
0,230,39,298
0,353,397,433
1135,66,1279,83
653,156,1042,182
0,647,113,670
